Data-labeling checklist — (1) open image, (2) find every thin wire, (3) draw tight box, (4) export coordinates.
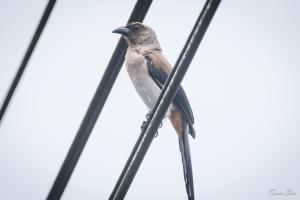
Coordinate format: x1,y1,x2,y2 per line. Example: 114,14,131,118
0,0,57,123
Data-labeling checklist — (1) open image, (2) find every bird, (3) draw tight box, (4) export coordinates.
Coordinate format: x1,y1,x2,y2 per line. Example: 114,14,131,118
113,22,195,200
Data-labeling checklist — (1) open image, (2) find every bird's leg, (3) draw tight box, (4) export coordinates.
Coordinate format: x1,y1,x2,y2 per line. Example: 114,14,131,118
140,111,151,130
140,111,163,138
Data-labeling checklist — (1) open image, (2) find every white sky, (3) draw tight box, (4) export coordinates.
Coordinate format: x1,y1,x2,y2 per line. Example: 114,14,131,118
0,0,299,199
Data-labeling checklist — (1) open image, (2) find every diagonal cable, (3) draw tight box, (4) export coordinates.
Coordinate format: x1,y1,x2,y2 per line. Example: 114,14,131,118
0,0,57,123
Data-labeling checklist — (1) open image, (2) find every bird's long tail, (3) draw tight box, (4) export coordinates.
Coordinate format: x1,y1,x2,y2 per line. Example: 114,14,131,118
178,118,194,200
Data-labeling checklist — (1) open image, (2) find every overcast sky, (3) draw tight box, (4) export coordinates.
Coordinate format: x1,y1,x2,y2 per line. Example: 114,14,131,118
0,0,299,200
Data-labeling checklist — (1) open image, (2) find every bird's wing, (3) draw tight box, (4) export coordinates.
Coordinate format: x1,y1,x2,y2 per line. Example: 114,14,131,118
146,54,196,200
145,56,194,125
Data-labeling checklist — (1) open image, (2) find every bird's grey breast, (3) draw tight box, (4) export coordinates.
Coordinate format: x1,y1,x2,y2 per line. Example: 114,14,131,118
125,50,162,110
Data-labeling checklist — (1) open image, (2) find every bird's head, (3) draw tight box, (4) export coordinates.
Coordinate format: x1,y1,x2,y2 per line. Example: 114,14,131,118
112,22,161,49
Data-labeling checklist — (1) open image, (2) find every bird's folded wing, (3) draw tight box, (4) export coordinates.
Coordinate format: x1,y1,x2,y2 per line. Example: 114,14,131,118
145,57,194,124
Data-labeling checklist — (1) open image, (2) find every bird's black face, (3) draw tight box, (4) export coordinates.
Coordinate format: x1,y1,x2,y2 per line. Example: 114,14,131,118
112,22,148,44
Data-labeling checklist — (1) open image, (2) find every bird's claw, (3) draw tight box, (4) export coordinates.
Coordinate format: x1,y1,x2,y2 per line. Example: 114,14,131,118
153,121,163,138
159,122,163,128
140,112,163,138
141,120,147,130
146,112,150,119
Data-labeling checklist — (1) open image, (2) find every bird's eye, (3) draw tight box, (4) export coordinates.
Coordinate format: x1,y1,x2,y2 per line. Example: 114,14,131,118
132,24,139,32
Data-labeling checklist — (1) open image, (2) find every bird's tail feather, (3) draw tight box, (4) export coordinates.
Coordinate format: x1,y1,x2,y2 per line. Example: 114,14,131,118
179,119,194,200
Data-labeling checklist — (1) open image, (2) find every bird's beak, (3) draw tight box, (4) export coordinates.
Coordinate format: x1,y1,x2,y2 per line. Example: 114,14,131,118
112,26,130,37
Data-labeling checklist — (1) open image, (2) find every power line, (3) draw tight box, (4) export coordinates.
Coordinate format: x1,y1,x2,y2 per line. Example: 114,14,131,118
109,0,221,199
46,0,153,199
0,0,57,123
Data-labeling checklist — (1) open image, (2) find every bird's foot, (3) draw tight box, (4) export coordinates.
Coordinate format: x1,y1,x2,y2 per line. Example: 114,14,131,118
140,120,147,130
140,112,151,130
140,112,163,138
153,121,163,138
145,112,150,120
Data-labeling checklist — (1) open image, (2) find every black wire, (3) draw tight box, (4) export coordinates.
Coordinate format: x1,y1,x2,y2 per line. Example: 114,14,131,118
46,0,153,199
0,0,57,123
